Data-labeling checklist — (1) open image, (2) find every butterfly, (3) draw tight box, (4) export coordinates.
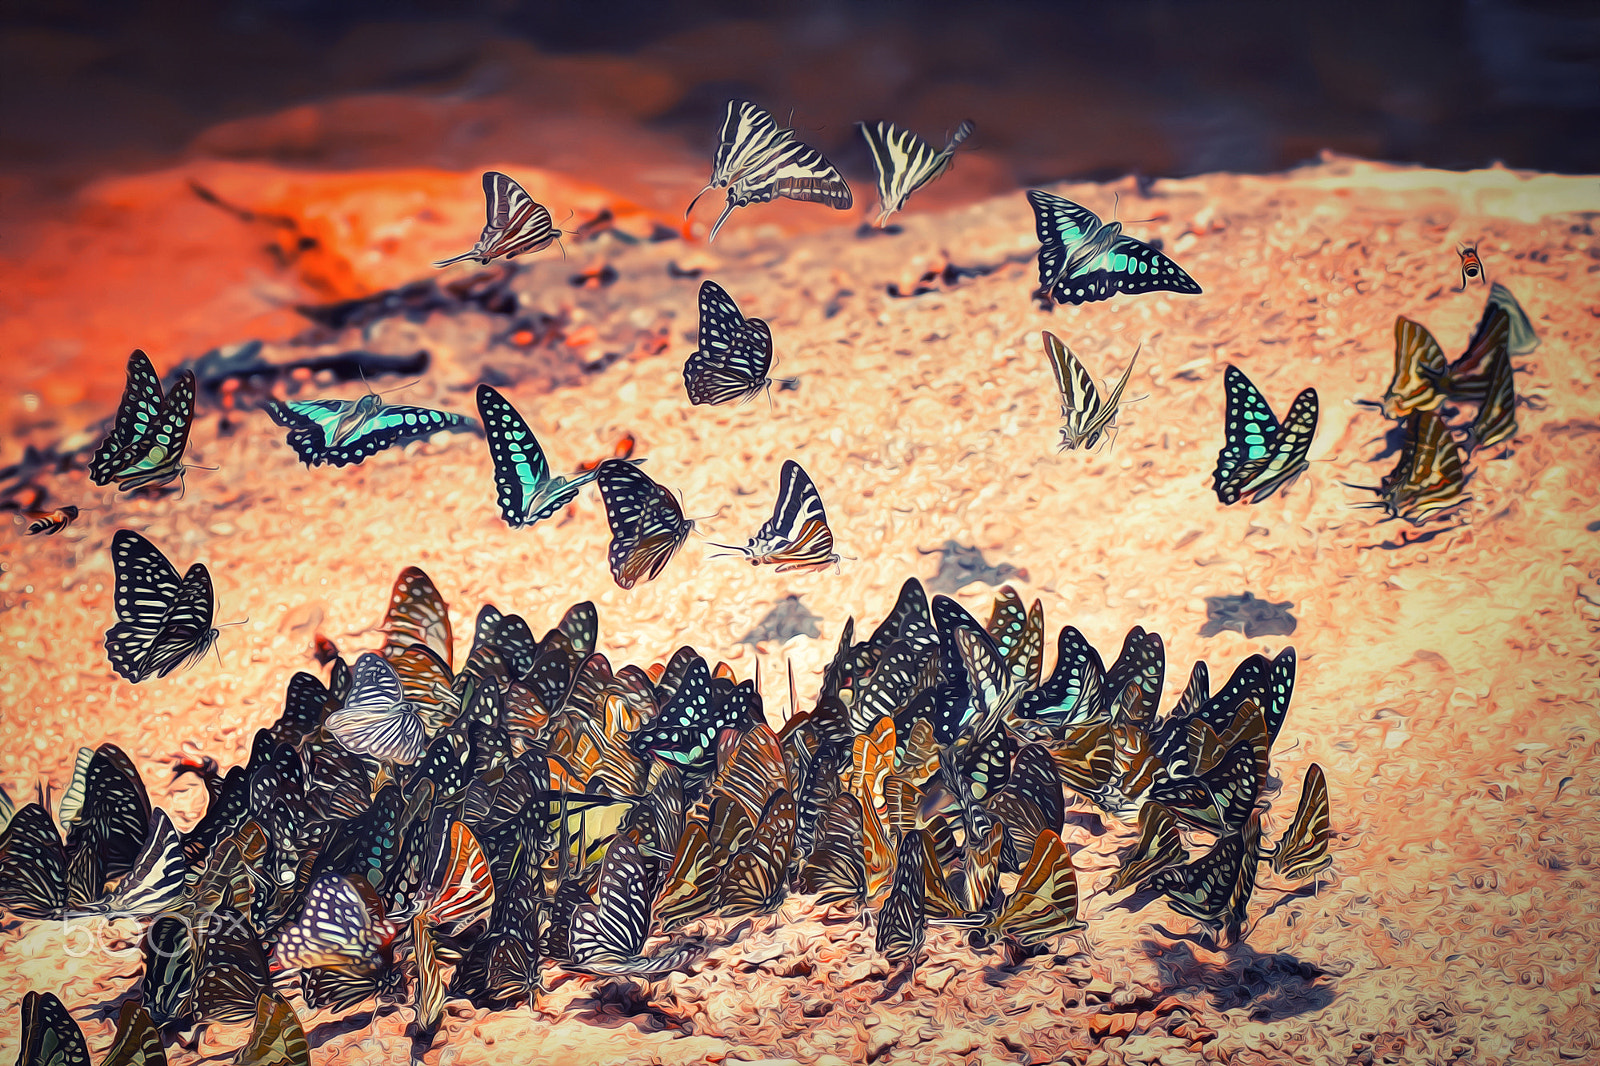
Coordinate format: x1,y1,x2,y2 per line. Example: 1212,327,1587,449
566,834,703,975
797,792,868,906
1349,408,1469,526
477,384,613,528
1456,243,1483,289
104,529,219,684
720,789,798,916
1016,625,1106,727
1027,189,1201,306
1043,331,1138,450
75,809,186,917
382,566,455,670
15,991,91,1066
1149,809,1263,944
264,392,476,468
859,119,974,226
326,653,428,764
239,994,310,1066
876,830,929,967
597,459,694,588
992,830,1085,946
1430,303,1509,404
435,171,561,268
274,874,398,973
24,505,80,536
1104,801,1187,894
141,914,198,1031
687,100,853,242
420,821,497,929
684,280,773,405
1272,762,1331,883
1213,366,1318,505
711,460,840,573
194,905,273,1024
1489,282,1538,355
89,349,197,493
1465,331,1517,454
1375,318,1448,419
0,804,68,918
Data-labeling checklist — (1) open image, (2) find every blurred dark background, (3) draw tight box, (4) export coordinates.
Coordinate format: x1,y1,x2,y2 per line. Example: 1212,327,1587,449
4,0,1599,194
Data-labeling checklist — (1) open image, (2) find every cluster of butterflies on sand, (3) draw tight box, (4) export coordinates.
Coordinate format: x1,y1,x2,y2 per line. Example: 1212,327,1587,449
4,569,1331,1062
1347,281,1538,526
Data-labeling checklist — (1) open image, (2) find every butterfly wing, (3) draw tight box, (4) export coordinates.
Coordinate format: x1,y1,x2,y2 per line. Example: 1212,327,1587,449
476,384,584,527
597,460,693,588
268,398,475,468
382,566,454,668
728,460,839,571
143,563,218,679
684,280,773,405
1390,409,1469,524
16,991,91,1066
0,804,68,918
1049,233,1201,305
1027,190,1103,298
1272,763,1331,881
90,350,166,484
706,105,851,241
328,654,426,763
1488,282,1538,355
481,172,558,260
1465,338,1517,453
1213,367,1284,504
105,370,196,492
105,530,189,684
1382,318,1447,418
1236,387,1318,503
860,120,972,225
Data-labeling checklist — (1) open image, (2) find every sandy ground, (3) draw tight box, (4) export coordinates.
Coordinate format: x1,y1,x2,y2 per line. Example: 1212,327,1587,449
2,158,1599,1065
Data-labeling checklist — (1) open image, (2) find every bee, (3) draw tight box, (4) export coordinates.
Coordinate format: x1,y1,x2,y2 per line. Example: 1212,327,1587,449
1457,243,1484,289
24,505,79,535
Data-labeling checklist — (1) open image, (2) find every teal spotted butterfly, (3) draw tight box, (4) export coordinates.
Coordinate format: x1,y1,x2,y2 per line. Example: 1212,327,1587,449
265,392,476,468
1212,366,1318,505
1027,190,1201,306
90,349,196,493
477,384,623,528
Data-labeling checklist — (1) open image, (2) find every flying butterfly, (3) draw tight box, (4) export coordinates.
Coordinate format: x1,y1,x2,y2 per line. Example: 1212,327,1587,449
1272,763,1332,883
687,99,853,242
711,460,840,573
264,391,476,469
435,171,562,268
477,384,617,528
1028,189,1201,306
1348,408,1469,526
597,459,695,589
24,506,80,536
1213,366,1318,505
104,529,219,684
89,349,197,494
325,653,427,764
1456,243,1483,289
1043,331,1138,451
859,119,974,227
684,280,773,406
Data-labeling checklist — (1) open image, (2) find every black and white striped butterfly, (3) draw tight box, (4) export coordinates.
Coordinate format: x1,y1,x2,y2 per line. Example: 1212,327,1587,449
325,652,427,764
1043,331,1138,451
596,459,694,589
859,119,973,227
684,280,773,406
90,349,197,493
1028,189,1201,306
1213,366,1318,505
566,834,702,975
711,460,839,573
435,171,561,268
104,529,218,684
477,384,608,527
687,100,853,242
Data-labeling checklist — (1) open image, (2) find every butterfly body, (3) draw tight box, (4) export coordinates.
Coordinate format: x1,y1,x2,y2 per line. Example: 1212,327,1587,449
689,100,853,242
597,459,694,588
712,460,839,573
1043,331,1138,450
266,394,476,468
1213,366,1318,505
90,350,196,493
684,280,773,405
436,171,561,267
105,529,218,684
1027,190,1201,306
859,119,974,226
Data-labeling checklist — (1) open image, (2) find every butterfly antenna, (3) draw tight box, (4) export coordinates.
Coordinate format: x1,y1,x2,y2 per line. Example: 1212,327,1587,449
786,658,798,722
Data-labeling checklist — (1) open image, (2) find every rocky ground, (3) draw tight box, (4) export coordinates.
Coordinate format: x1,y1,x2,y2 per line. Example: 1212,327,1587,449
2,157,1598,1065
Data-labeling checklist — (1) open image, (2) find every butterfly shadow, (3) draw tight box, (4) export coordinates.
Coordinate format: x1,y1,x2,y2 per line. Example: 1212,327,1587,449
565,975,696,1035
1136,934,1337,1022
305,1003,402,1049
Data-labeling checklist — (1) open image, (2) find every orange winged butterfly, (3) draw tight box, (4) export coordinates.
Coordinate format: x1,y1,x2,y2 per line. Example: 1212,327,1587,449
381,566,454,669
711,460,840,573
104,529,218,684
596,459,694,588
435,171,561,268
684,280,773,406
687,100,853,243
